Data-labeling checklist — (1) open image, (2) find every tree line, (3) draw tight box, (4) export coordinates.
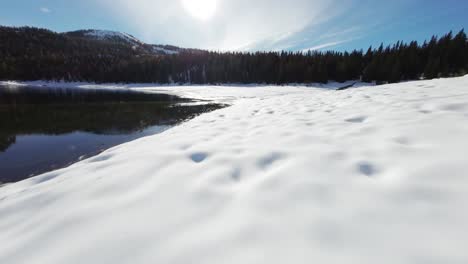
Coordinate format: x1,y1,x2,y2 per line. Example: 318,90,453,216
0,26,467,84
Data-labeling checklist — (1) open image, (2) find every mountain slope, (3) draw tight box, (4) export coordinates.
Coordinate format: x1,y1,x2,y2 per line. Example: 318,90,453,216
1,76,468,263
63,29,183,55
0,26,203,82
0,26,186,58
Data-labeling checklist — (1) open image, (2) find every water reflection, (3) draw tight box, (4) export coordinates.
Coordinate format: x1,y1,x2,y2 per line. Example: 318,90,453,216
0,85,224,183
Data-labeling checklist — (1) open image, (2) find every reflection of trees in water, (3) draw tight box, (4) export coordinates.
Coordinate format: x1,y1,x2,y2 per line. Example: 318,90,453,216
0,86,185,105
0,134,16,152
0,102,223,152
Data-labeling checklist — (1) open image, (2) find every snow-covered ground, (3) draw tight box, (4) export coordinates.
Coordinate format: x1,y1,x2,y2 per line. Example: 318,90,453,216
1,76,468,263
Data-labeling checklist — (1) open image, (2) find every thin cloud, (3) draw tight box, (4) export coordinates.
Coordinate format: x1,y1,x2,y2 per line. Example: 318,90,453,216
94,0,414,52
96,0,339,50
302,40,350,52
40,7,51,13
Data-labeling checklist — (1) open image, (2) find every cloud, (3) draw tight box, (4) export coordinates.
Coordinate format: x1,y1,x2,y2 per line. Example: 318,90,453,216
96,0,341,50
94,0,418,51
40,7,51,13
302,40,352,52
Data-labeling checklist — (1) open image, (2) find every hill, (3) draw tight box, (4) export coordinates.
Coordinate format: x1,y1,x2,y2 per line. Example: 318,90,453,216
0,25,467,84
63,29,182,55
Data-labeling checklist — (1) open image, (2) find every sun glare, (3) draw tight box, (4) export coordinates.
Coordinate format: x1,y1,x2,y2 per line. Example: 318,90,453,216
181,0,218,21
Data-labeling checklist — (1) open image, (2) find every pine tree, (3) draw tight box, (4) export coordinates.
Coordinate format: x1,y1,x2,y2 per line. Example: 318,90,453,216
1,26,467,85
389,58,402,83
424,56,441,79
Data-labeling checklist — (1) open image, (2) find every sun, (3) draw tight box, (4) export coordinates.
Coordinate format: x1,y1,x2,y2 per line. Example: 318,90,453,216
181,0,218,21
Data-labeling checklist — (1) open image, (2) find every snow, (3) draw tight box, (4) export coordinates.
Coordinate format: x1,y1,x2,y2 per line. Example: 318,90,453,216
0,80,369,90
152,46,179,55
78,30,180,55
84,30,144,45
2,76,468,263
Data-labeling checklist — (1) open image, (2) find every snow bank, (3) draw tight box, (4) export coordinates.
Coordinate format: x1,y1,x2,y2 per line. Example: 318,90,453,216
1,76,468,263
0,80,370,91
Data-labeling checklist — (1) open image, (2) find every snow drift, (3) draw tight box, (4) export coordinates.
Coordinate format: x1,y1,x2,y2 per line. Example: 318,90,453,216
1,76,468,263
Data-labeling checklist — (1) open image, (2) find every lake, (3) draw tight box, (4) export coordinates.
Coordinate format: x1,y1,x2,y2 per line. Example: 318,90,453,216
0,85,224,183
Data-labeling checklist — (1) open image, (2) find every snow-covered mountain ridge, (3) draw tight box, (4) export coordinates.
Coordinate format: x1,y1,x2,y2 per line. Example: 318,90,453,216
63,29,183,55
1,76,468,263
82,30,143,44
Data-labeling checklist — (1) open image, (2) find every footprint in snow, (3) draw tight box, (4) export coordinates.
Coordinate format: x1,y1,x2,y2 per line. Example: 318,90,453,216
258,153,284,170
357,162,377,177
345,116,367,123
393,137,412,146
231,168,242,181
442,103,468,112
190,152,208,163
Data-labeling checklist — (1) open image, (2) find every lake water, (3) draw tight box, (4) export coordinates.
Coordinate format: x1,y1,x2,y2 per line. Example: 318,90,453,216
0,85,223,183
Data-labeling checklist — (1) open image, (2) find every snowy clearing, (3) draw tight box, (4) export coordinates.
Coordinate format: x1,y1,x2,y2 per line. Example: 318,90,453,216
1,76,468,263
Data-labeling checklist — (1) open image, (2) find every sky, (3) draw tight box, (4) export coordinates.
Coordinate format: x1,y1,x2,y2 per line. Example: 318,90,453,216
1,0,468,52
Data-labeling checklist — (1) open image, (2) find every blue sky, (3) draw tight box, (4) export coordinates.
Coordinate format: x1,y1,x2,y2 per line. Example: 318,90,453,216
1,0,467,52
